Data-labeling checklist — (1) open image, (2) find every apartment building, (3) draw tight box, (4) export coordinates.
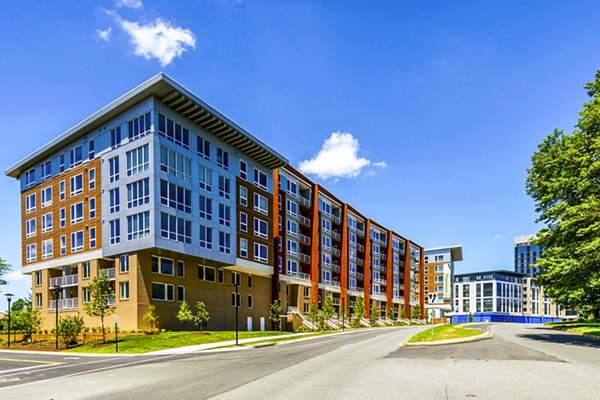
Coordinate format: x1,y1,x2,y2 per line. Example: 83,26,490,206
423,245,463,321
275,166,424,322
6,73,287,331
514,235,541,278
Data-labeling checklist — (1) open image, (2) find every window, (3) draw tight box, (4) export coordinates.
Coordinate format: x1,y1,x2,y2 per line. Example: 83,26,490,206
287,259,298,274
240,160,247,181
217,147,229,169
119,282,130,300
120,255,129,273
286,180,297,196
88,140,95,159
41,212,53,233
70,202,83,224
254,193,268,214
59,154,65,173
35,293,42,308
89,198,96,219
254,243,268,263
26,218,36,238
42,239,53,259
128,178,150,208
71,231,84,252
110,219,120,245
157,113,189,149
198,165,212,192
109,188,120,214
152,282,175,301
177,261,185,277
160,212,192,244
24,168,36,188
41,161,52,181
247,295,254,309
218,175,230,199
247,275,253,288
89,227,96,249
88,168,96,190
70,174,83,196
197,265,216,282
160,180,191,213
321,253,331,266
199,225,213,249
322,236,331,249
81,287,90,303
254,169,267,190
152,256,174,275
219,204,231,227
219,231,231,254
60,235,66,255
218,269,224,283
127,211,150,240
287,240,298,256
231,292,241,308
232,272,241,287
287,220,298,236
59,181,65,201
109,157,120,183
199,195,212,220
197,136,210,159
322,218,331,233
126,144,150,176
26,243,37,262
254,218,268,239
322,269,332,283
321,201,332,216
240,238,248,258
70,145,83,168
240,212,248,232
25,193,36,213
128,112,152,141
177,286,185,302
239,186,248,206
111,127,122,149
41,186,52,207
160,146,192,182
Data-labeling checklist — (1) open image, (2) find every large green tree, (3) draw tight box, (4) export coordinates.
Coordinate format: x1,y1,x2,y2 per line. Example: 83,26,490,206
527,70,600,317
0,257,11,286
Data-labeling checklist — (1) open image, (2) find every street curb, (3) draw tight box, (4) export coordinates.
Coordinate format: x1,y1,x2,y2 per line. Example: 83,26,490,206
252,342,277,348
402,329,493,347
0,349,133,357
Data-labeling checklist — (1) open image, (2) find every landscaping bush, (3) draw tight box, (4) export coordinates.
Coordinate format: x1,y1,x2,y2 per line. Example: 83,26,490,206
57,315,85,346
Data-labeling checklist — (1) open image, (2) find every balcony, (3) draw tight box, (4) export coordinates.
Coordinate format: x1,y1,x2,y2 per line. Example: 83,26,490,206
332,264,341,273
357,272,364,280
107,294,116,306
332,231,341,241
332,215,341,225
102,268,116,280
349,286,364,294
299,215,311,228
332,298,340,306
299,253,311,264
49,298,79,310
381,266,387,274
330,281,341,288
381,254,387,261
357,229,365,238
50,274,78,288
298,272,311,282
299,233,311,246
357,259,365,267
357,243,365,252
332,248,341,257
299,196,311,208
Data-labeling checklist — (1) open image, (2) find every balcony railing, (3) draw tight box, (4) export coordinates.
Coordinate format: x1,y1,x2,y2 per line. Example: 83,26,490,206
357,243,365,252
299,196,311,208
299,215,311,228
332,248,341,257
357,229,365,238
101,268,116,280
381,254,387,261
50,274,78,288
349,286,364,293
330,281,340,288
357,259,365,267
332,215,341,225
357,272,364,280
299,233,311,246
332,264,341,273
287,306,299,314
298,272,311,282
332,232,341,241
49,298,79,310
332,298,340,306
300,253,311,264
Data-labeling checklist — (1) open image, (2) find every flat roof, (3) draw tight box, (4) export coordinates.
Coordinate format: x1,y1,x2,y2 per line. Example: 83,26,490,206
425,245,463,261
5,72,288,178
455,269,526,278
514,234,536,245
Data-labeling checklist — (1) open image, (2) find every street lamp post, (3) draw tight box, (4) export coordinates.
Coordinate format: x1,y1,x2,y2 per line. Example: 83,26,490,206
51,285,61,350
227,278,240,346
5,293,14,348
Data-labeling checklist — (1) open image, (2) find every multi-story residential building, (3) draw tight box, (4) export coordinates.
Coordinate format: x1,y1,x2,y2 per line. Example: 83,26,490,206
274,166,424,324
522,278,564,320
514,235,541,278
424,245,463,321
6,73,287,331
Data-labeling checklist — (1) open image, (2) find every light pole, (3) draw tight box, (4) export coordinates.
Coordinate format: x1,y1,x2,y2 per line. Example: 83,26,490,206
51,285,61,350
227,278,240,345
5,293,14,348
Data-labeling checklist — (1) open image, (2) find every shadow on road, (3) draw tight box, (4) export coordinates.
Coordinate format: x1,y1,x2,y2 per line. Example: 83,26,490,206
518,329,600,349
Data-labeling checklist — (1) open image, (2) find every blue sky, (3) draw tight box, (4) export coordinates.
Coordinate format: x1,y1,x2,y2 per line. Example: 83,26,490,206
2,1,600,303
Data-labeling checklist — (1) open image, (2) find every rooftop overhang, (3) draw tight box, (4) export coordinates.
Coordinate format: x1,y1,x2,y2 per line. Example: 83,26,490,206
425,245,463,262
5,72,288,178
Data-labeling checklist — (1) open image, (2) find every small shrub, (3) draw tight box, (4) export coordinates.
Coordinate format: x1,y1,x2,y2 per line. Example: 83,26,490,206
160,328,167,333
57,315,85,346
91,327,97,333
296,325,311,332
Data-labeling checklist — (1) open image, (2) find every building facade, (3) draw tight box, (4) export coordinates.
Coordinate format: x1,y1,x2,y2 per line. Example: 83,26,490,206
6,74,425,331
424,245,463,321
514,235,541,278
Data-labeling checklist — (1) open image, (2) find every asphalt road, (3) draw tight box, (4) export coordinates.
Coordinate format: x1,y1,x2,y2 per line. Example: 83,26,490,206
1,324,600,399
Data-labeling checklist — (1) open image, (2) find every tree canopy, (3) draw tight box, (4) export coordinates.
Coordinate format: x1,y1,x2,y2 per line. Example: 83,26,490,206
0,257,11,286
526,70,600,316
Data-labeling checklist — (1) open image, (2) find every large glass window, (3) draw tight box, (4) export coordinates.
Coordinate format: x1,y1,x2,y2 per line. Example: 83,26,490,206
157,113,190,149
109,188,120,214
160,212,192,244
70,174,83,196
128,112,152,141
71,231,84,252
70,202,83,224
127,178,150,208
254,193,268,214
160,180,192,213
126,144,150,176
109,157,119,183
152,282,174,301
199,225,213,249
160,146,191,182
127,211,150,240
197,136,210,160
152,256,174,275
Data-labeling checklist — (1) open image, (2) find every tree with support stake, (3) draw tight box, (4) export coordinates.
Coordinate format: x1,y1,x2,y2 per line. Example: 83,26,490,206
269,300,282,331
83,270,114,343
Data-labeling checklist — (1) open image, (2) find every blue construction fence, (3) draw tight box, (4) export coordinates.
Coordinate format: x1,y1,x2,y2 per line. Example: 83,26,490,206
452,313,563,324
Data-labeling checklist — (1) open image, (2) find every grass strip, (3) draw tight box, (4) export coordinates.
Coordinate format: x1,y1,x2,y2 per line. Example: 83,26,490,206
546,320,600,338
407,324,483,343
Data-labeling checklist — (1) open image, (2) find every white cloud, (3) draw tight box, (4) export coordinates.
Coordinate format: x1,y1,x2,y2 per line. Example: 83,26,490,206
95,27,112,42
117,0,143,9
117,17,196,66
6,270,25,282
298,132,386,180
492,234,503,240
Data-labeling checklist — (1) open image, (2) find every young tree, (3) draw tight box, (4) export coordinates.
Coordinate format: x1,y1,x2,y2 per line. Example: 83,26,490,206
13,299,43,342
269,300,282,331
527,71,600,317
0,257,11,286
411,305,421,320
321,294,335,322
83,271,114,343
370,303,379,325
354,295,365,320
307,301,320,330
387,307,395,321
193,301,210,332
143,305,159,333
176,301,194,329
400,309,407,320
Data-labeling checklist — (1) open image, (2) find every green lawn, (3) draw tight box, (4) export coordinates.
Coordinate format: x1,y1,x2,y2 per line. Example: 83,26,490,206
67,330,288,354
407,324,483,343
546,320,600,338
